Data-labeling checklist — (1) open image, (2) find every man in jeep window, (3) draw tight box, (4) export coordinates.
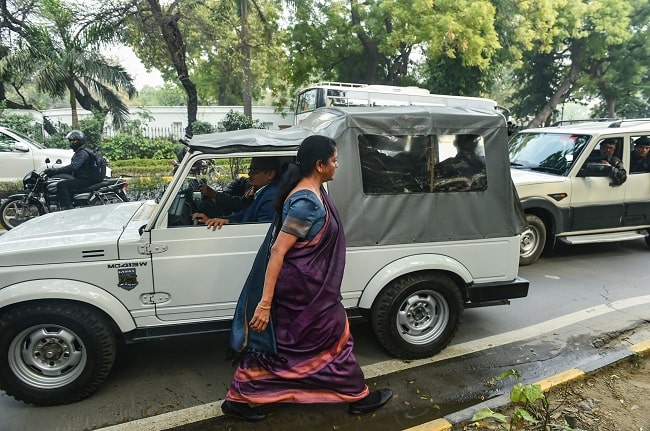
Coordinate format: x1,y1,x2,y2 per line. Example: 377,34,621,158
43,130,98,210
589,138,627,186
434,134,487,192
630,137,650,173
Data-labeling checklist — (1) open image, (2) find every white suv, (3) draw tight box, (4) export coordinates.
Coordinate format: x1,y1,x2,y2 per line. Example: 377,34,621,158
510,119,650,265
0,127,73,182
0,106,528,406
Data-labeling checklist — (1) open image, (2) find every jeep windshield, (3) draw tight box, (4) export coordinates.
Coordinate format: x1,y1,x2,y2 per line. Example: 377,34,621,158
509,132,591,175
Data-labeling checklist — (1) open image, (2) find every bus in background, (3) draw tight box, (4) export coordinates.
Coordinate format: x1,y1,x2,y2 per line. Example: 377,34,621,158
294,82,505,125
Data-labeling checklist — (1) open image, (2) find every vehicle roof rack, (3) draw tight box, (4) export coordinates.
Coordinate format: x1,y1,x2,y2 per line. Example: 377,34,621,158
549,118,618,127
607,118,650,128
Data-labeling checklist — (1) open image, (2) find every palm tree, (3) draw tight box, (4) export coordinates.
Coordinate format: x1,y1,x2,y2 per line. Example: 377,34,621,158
0,0,136,129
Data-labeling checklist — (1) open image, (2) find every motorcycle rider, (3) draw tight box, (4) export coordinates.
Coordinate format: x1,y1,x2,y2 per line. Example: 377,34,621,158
44,130,99,210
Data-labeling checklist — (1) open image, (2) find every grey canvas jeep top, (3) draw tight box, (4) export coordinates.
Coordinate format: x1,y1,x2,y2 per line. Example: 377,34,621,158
190,106,528,246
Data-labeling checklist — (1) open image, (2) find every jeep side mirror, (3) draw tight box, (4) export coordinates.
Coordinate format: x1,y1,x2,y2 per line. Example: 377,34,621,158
578,162,613,177
45,158,51,164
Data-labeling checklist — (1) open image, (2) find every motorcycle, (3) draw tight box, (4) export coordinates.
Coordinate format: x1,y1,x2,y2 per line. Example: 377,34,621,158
0,163,129,230
172,145,226,183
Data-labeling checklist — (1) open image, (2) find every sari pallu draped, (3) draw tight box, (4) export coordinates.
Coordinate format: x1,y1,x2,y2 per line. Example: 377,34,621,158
226,189,369,404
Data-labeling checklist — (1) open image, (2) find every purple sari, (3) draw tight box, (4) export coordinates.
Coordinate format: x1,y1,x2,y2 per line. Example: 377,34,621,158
226,188,369,404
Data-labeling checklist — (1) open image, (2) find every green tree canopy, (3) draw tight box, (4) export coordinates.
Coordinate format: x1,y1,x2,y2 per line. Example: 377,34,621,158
0,0,136,130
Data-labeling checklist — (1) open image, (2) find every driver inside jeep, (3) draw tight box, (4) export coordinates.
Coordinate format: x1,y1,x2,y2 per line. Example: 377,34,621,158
195,176,254,218
192,157,281,229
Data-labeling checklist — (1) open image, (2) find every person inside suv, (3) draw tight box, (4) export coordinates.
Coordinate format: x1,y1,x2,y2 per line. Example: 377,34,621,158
588,138,627,186
630,136,650,173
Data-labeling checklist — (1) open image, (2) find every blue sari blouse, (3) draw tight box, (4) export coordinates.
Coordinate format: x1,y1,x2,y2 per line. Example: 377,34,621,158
280,189,326,241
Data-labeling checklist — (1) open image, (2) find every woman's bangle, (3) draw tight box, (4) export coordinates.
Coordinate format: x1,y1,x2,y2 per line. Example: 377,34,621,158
257,303,271,310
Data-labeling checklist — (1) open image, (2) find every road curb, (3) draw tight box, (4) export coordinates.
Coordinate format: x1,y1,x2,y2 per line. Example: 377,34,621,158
401,338,650,431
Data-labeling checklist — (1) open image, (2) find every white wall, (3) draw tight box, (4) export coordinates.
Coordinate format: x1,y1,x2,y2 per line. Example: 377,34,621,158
28,106,295,134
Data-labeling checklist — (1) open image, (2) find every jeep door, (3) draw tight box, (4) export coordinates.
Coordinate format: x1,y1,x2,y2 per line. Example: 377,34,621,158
569,136,627,231
145,156,270,322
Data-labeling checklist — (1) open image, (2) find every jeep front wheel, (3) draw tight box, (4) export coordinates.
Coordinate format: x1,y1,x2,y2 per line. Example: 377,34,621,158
519,214,546,266
371,272,463,359
0,301,117,406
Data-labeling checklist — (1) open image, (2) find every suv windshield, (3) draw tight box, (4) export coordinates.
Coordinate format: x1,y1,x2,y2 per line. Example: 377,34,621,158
509,132,591,175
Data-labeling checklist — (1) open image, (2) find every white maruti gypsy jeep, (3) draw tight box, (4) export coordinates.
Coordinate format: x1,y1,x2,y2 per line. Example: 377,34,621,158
0,106,528,406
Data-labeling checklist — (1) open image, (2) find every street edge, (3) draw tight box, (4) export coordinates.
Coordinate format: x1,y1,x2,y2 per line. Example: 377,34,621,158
401,338,650,431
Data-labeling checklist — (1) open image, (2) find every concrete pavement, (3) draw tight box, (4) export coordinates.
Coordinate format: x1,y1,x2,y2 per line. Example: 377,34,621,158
95,323,650,431
406,337,650,431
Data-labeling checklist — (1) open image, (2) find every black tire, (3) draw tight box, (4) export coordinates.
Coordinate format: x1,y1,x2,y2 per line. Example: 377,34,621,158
205,164,227,185
371,272,463,359
519,214,547,266
0,196,45,230
0,301,117,406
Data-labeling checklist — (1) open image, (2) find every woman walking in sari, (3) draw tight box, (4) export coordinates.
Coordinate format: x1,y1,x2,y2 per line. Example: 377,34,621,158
222,135,392,421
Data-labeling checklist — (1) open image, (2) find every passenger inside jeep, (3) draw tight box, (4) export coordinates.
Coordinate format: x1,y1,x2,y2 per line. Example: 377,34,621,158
192,156,282,229
167,156,287,227
358,133,488,195
358,136,414,193
434,134,487,192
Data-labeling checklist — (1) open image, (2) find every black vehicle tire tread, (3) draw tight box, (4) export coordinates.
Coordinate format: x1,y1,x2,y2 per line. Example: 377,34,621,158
371,272,463,359
519,214,547,266
0,196,45,230
0,301,117,406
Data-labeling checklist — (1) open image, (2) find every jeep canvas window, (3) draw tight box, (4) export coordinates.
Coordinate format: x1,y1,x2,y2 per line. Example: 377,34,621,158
358,133,487,194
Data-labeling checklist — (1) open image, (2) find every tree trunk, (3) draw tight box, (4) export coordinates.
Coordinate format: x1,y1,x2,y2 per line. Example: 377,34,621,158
351,0,380,83
68,82,79,128
605,97,617,118
527,42,584,128
241,0,253,118
146,0,197,137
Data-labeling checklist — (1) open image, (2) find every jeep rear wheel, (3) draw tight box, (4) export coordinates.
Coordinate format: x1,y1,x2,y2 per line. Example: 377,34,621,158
0,302,116,406
519,214,546,266
371,272,463,359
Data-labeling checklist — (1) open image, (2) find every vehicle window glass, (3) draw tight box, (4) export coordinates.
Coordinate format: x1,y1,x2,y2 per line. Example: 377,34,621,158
509,132,590,174
589,137,624,163
594,137,623,159
326,89,371,107
297,89,318,113
0,133,17,152
629,135,650,174
167,156,293,228
4,129,44,148
358,133,487,194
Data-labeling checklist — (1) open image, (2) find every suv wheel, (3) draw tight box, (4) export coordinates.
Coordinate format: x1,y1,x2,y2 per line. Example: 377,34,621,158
0,301,117,406
371,272,463,359
519,214,546,266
